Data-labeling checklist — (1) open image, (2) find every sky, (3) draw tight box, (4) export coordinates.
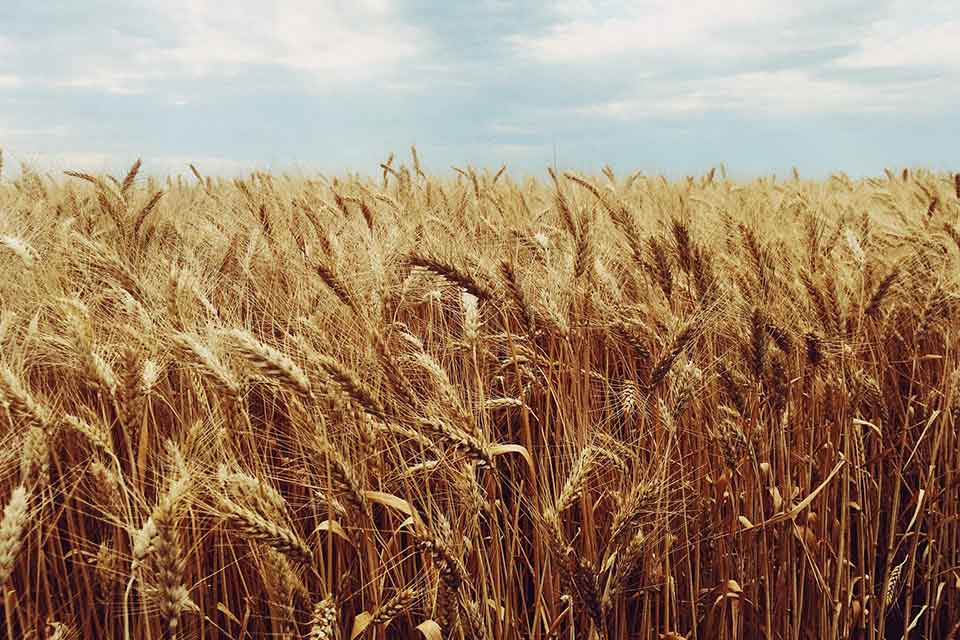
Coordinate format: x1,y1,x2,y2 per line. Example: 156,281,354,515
1,0,958,178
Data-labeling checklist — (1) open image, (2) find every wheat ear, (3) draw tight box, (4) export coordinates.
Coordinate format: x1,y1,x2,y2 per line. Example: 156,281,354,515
0,485,30,586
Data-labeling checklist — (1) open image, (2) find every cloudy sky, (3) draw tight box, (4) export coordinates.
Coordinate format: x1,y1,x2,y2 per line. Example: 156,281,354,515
1,0,958,177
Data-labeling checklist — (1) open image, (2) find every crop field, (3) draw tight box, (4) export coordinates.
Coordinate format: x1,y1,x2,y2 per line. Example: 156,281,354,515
0,153,958,640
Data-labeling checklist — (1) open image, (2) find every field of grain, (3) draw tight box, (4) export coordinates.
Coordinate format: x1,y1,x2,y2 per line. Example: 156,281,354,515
0,153,958,640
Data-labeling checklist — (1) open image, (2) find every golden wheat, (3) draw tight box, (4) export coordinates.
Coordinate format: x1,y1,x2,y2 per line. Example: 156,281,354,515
0,158,957,639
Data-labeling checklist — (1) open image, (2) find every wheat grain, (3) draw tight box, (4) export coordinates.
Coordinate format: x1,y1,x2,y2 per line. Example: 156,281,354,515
308,596,337,640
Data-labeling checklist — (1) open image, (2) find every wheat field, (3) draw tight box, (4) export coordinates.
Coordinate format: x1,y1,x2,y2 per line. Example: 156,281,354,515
0,151,958,640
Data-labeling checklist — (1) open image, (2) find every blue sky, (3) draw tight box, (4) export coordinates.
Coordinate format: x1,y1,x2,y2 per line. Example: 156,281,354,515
1,0,958,178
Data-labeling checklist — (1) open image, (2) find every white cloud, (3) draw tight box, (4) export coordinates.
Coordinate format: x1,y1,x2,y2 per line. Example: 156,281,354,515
579,94,710,119
9,1,427,94
576,69,941,119
489,143,551,156
516,0,960,75
382,81,423,92
0,125,67,140
9,151,250,177
148,155,249,176
159,0,424,77
697,70,903,114
20,151,116,174
552,1,599,18
488,121,537,135
836,20,960,69
55,69,151,95
509,1,801,62
511,2,959,120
